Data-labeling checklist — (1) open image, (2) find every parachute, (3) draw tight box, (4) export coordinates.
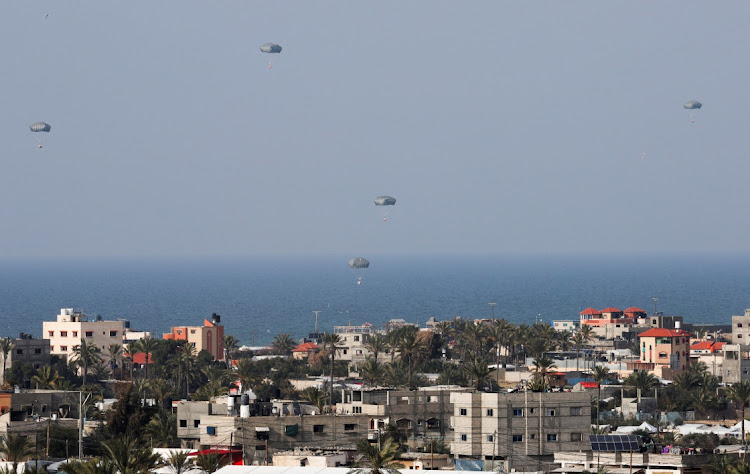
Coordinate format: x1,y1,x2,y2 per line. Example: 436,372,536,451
30,122,51,132
30,122,51,148
348,257,370,285
374,196,396,206
260,43,282,68
374,196,397,221
684,101,702,123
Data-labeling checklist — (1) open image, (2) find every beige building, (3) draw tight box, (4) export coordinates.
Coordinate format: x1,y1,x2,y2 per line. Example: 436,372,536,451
450,391,591,472
163,314,224,361
634,326,691,378
43,308,124,362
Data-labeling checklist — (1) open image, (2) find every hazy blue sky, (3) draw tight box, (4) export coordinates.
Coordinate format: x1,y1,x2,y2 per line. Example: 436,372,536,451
1,2,749,258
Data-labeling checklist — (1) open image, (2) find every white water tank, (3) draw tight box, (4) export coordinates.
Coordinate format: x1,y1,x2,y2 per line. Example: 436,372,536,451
227,396,236,409
240,405,250,418
675,321,681,329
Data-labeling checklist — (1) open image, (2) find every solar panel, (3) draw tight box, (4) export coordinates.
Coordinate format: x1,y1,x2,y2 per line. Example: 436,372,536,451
589,434,641,452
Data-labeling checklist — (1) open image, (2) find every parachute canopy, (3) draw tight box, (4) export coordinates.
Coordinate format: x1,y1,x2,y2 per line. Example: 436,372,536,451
260,43,282,53
374,196,397,206
30,122,51,132
348,258,370,270
683,101,702,110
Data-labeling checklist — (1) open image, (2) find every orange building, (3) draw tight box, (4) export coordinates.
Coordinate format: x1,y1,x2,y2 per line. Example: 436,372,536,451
163,313,224,361
580,307,635,327
637,327,691,378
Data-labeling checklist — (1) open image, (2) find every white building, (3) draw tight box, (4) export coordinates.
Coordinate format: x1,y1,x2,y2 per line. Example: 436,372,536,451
43,308,124,362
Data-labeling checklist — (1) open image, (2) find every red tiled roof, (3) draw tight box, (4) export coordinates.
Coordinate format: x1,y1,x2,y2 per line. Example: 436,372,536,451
292,342,319,352
580,308,601,315
624,307,646,313
639,328,691,338
600,307,622,313
691,341,727,353
714,342,727,351
579,382,598,388
127,352,153,364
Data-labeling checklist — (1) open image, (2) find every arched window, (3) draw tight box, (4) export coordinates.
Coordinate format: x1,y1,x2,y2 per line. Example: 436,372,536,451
739,323,744,328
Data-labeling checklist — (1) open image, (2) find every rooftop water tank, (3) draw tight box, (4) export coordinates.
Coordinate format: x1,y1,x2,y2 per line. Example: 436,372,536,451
241,394,250,405
211,313,221,324
240,405,250,418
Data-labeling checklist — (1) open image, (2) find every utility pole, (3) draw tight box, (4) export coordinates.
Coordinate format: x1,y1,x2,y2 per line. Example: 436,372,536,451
489,302,496,321
652,297,660,317
78,391,83,459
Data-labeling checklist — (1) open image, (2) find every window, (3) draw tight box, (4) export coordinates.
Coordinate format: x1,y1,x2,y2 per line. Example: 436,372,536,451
353,406,362,414
179,420,187,427
48,331,54,337
15,349,22,355
739,323,744,328
740,334,744,339
487,434,494,442
60,346,67,352
486,409,493,417
570,407,583,416
547,434,558,441
529,407,536,414
110,331,118,337
460,434,467,441
658,352,668,359
194,420,200,428
177,330,182,334
190,330,196,334
512,435,523,443
72,331,78,337
313,425,325,433
571,433,583,442
60,331,67,337
545,408,556,416
85,331,93,337
344,424,356,431
459,408,467,416
34,349,41,354
513,408,524,417
343,349,348,355
354,336,360,342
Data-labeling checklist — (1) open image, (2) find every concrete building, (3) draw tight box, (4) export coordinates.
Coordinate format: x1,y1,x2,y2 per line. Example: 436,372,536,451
552,320,578,332
0,333,51,384
580,307,635,328
336,386,471,443
450,391,591,472
732,309,750,347
722,344,750,384
163,313,225,361
333,324,389,365
554,450,714,474
633,326,692,379
272,449,347,467
43,308,124,362
0,389,82,437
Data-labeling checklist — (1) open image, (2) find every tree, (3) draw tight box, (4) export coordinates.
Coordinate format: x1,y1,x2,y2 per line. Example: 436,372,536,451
0,338,15,385
364,334,389,362
272,334,296,356
107,344,124,380
531,356,557,392
0,434,34,472
144,411,178,447
129,337,157,379
163,450,196,474
394,328,427,388
101,435,160,474
350,437,404,474
30,366,62,389
624,370,659,394
300,387,326,414
195,452,230,473
176,343,196,399
572,331,591,373
71,338,102,386
360,357,384,387
591,365,610,432
322,333,343,412
728,381,750,449
223,335,240,368
461,354,492,391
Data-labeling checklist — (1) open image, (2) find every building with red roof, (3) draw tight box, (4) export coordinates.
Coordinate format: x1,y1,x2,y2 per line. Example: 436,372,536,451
635,326,691,379
579,306,634,328
292,342,320,360
163,313,224,361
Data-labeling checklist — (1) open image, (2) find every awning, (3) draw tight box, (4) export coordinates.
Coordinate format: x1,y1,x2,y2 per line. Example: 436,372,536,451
255,427,270,432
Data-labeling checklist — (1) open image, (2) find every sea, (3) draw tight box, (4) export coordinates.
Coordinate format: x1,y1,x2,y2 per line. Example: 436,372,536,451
0,254,748,346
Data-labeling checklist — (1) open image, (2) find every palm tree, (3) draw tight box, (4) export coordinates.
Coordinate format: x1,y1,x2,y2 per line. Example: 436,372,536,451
350,437,404,474
591,365,610,432
300,386,326,413
236,359,260,393
176,343,197,399
272,334,296,355
395,329,426,387
572,331,591,373
129,337,157,379
101,435,160,474
144,411,178,447
163,450,195,474
364,334,389,362
461,354,492,391
360,357,384,387
728,381,750,449
223,335,240,368
531,356,557,392
30,366,62,389
195,452,230,473
322,332,343,412
71,338,102,386
58,459,118,474
0,434,34,472
624,370,659,394
107,344,124,380
0,338,14,384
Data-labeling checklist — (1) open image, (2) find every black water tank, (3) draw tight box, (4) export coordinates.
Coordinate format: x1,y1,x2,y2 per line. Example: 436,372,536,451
123,320,131,329
211,313,221,324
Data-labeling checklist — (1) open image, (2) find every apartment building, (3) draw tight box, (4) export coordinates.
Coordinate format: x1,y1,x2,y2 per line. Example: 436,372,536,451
0,334,51,384
163,313,224,361
635,325,691,378
42,309,124,362
450,391,591,473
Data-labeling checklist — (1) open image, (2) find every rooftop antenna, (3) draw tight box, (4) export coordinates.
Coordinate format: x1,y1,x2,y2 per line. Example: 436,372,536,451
488,302,496,322
313,311,322,334
652,297,660,316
